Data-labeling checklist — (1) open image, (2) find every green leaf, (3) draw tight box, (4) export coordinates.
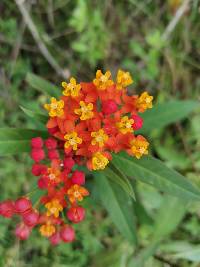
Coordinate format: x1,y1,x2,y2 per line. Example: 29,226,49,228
128,241,159,267
20,106,48,124
160,241,200,262
153,195,188,241
112,153,200,201
173,246,200,262
0,128,48,155
139,100,199,134
26,72,60,98
30,189,45,205
133,199,153,225
128,196,187,267
94,172,137,244
155,140,191,170
103,165,135,199
0,140,31,154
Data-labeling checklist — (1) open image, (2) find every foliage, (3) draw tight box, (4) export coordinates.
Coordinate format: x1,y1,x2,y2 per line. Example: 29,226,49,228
1,0,200,266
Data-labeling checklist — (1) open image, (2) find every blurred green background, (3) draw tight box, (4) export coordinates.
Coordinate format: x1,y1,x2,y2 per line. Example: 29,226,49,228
0,0,200,266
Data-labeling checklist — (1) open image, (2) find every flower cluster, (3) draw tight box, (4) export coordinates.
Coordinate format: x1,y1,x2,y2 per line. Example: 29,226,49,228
0,136,89,245
45,70,152,170
0,69,153,245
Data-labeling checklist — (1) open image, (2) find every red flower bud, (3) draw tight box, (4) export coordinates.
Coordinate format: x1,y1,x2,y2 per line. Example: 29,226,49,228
0,200,14,218
67,206,85,223
48,127,58,135
31,164,47,176
15,197,32,214
132,114,143,131
63,157,75,171
49,232,61,246
45,138,57,149
102,100,118,115
60,225,75,243
23,209,39,227
31,149,45,163
48,149,59,160
31,137,43,149
15,223,31,240
71,170,85,185
38,177,48,189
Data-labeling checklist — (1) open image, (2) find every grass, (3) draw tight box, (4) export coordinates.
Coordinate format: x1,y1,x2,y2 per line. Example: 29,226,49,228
0,0,200,266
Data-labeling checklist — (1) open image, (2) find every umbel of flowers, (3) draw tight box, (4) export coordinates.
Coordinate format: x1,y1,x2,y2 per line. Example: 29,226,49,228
0,70,153,245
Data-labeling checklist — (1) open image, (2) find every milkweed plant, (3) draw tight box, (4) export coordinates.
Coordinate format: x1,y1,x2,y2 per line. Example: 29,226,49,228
0,69,199,246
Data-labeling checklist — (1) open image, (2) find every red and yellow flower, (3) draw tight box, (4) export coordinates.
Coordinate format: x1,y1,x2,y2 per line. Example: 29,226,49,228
93,70,113,91
62,77,81,98
67,184,89,203
64,131,82,151
44,97,64,117
45,199,63,218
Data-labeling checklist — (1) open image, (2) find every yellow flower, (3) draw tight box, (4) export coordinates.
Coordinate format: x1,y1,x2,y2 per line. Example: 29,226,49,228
92,152,109,170
93,70,114,90
74,101,94,120
116,69,133,90
91,129,108,147
116,116,134,134
39,223,56,237
62,77,81,97
44,97,64,117
45,199,63,218
67,184,89,203
130,136,149,159
64,131,82,151
136,92,153,112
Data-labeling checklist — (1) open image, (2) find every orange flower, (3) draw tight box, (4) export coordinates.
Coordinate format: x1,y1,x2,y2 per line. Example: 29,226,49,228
116,116,134,134
116,69,133,90
91,129,108,147
129,135,149,159
62,77,81,97
45,199,63,218
39,223,56,237
93,70,114,90
91,152,109,170
74,101,94,120
67,184,89,203
136,92,153,112
47,167,61,184
44,97,64,117
64,131,82,151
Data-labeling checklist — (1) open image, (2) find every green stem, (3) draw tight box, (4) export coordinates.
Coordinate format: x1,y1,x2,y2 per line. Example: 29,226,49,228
25,187,38,197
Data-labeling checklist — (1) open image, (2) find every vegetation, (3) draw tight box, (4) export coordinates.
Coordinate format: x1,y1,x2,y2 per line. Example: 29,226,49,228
0,0,200,266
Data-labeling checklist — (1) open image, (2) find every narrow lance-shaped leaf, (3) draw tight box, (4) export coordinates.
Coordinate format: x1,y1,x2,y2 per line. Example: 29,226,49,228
103,165,135,199
131,181,153,225
173,246,200,262
139,100,199,134
20,106,48,124
94,172,137,245
128,241,160,267
152,195,188,241
26,72,60,98
0,128,48,155
112,153,200,201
